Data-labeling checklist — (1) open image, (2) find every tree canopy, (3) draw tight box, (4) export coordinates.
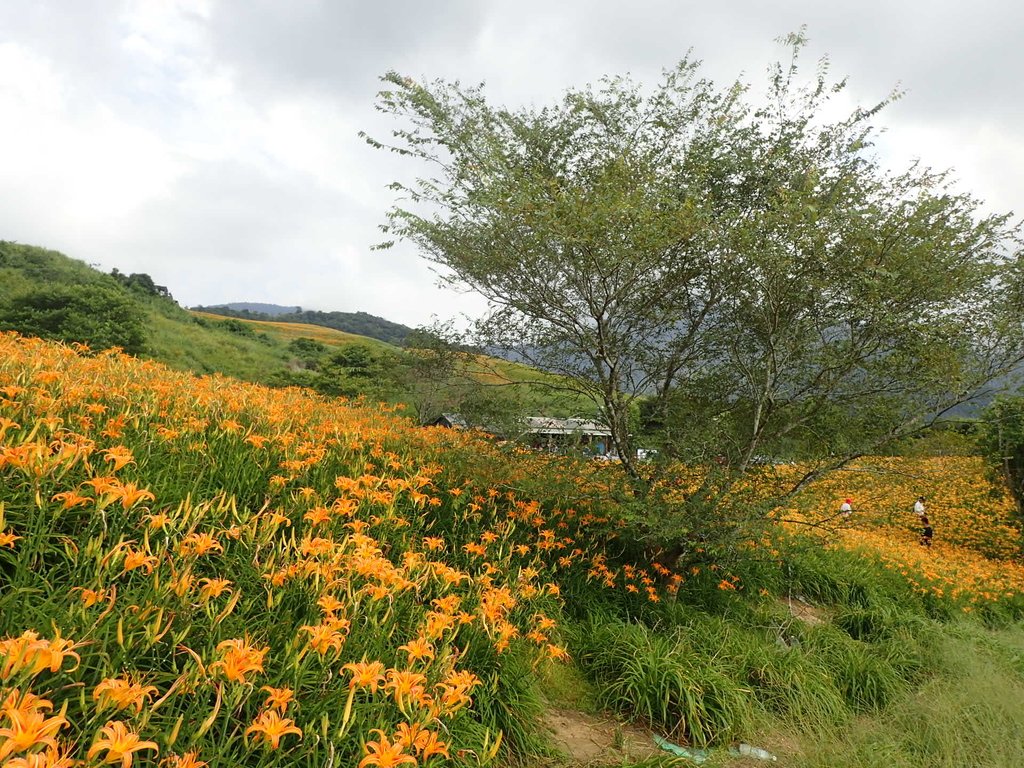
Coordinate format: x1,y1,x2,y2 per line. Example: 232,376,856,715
368,35,1024,503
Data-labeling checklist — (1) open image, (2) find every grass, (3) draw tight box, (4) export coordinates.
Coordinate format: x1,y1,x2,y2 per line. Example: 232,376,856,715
790,622,1024,768
147,307,291,381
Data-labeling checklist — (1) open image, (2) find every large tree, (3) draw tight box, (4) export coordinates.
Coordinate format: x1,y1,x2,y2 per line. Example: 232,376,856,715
368,36,1024,511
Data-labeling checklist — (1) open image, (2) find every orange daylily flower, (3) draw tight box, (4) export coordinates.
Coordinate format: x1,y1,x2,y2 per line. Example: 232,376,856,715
161,751,208,768
260,686,295,712
358,729,417,768
197,578,232,602
394,721,428,751
122,549,158,574
109,481,156,510
343,661,385,692
103,446,135,472
418,730,450,760
316,594,345,616
245,710,302,750
4,744,77,768
304,506,333,526
398,637,434,664
384,669,427,709
76,586,112,607
178,533,222,557
93,676,159,713
301,623,347,657
0,698,67,761
87,721,159,768
0,630,81,678
144,513,172,531
51,490,92,509
209,638,268,684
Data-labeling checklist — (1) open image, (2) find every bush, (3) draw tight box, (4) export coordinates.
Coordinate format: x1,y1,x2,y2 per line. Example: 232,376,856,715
0,283,147,353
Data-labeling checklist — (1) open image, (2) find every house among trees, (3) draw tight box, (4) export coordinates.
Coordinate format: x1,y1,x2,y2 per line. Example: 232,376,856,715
430,413,614,456
522,416,613,455
430,413,470,430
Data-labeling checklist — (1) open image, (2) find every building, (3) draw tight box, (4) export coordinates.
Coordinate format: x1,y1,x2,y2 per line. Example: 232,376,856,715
521,416,613,455
429,413,614,456
429,413,470,429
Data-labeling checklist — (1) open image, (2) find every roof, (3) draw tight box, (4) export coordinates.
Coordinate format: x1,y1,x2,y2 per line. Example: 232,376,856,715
431,413,469,429
523,416,611,437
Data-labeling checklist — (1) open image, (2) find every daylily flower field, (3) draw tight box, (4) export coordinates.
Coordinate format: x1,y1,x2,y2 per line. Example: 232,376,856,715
1,332,1023,767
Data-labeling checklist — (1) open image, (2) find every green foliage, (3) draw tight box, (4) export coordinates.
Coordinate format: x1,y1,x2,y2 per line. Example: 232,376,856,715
979,395,1024,514
145,310,294,382
0,282,147,353
109,268,173,299
0,240,109,295
892,422,980,458
286,336,329,368
458,639,549,757
315,343,405,399
571,617,751,746
371,37,1024,492
793,624,1024,768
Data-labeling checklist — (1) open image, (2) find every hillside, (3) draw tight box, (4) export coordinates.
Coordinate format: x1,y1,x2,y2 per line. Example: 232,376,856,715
3,334,1024,768
194,303,415,347
0,241,590,422
0,240,338,383
189,310,396,350
208,302,302,316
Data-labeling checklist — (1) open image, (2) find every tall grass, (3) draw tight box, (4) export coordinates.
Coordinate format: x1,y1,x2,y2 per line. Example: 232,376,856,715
570,617,750,747
794,622,1024,768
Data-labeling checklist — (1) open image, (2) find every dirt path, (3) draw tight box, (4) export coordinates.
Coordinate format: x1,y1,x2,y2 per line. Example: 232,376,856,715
541,707,663,764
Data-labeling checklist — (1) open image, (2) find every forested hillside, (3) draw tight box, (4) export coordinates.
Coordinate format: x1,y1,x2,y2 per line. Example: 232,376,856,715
195,304,414,346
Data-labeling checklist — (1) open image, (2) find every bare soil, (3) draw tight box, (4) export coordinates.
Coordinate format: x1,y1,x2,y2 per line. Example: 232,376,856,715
782,595,829,626
540,707,663,765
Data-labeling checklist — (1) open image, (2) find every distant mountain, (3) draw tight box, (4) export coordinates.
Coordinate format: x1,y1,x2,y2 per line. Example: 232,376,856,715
213,302,302,316
194,304,415,347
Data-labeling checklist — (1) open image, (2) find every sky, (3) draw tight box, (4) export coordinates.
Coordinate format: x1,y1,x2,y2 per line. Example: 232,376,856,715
1,1,1021,328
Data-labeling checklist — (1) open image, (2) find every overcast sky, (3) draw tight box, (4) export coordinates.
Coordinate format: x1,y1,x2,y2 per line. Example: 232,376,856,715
1,1,1021,327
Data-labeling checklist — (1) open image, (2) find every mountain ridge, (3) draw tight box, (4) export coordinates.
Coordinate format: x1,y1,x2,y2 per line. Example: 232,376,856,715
192,303,415,347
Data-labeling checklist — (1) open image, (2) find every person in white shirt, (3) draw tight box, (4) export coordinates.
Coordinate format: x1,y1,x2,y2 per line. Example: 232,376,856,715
839,498,853,517
914,496,926,518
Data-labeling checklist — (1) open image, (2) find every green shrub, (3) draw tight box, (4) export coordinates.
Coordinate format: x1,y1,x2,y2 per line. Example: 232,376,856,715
800,625,906,712
0,282,147,353
458,634,549,757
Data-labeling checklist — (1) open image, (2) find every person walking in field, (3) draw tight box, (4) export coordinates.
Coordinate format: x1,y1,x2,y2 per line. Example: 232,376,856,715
914,496,926,518
920,514,933,547
839,498,853,518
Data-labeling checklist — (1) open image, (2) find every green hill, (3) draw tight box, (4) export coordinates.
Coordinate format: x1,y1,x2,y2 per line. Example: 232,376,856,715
0,240,336,383
0,241,588,422
195,303,414,347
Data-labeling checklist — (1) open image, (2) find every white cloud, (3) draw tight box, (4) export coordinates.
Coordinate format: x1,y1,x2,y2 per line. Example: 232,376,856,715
0,0,1020,329
0,42,184,234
